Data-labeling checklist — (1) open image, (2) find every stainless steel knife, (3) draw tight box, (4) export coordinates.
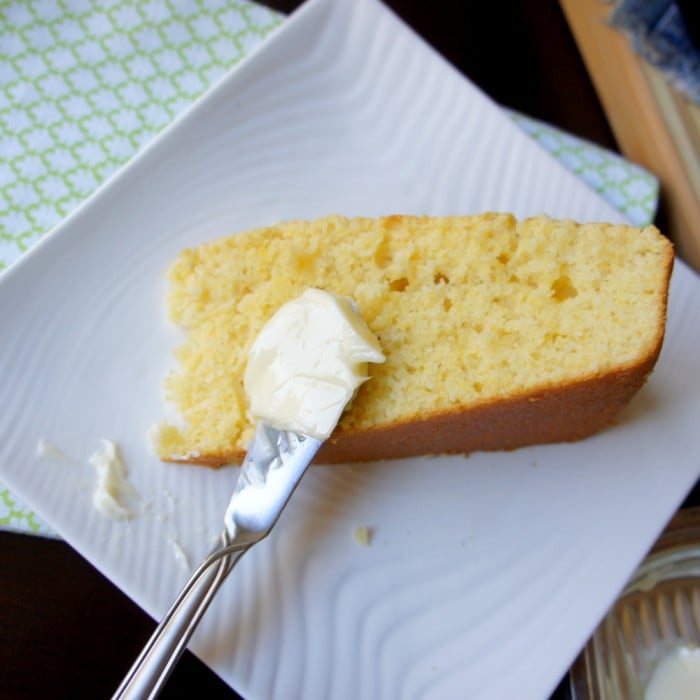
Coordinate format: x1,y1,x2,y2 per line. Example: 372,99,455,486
112,422,323,699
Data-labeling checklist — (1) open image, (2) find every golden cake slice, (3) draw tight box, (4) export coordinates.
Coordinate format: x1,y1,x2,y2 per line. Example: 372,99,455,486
153,213,673,467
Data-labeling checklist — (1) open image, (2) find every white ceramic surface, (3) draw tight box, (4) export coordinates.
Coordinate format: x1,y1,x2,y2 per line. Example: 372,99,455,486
1,0,700,698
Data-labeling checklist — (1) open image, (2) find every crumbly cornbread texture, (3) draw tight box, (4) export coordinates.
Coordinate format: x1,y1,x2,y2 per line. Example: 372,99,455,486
154,213,673,467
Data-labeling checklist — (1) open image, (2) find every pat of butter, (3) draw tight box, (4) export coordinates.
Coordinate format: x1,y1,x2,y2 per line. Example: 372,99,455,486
244,288,384,440
645,645,700,700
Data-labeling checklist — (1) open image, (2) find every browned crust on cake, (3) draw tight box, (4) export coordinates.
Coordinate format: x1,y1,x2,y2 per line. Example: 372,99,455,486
182,364,652,467
165,237,673,469
318,353,660,463
167,326,665,467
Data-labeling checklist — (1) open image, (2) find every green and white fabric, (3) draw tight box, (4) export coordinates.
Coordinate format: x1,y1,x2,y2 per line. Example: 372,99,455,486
0,0,659,537
0,0,282,270
511,112,658,226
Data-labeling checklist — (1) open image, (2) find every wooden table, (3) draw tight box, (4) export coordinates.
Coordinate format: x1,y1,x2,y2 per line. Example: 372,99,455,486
1,2,691,698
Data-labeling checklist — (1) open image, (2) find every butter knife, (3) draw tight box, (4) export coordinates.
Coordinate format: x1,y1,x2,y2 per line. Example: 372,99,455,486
112,422,322,699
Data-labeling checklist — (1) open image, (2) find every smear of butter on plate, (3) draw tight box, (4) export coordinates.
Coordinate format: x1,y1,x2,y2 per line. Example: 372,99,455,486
89,439,134,520
36,438,69,460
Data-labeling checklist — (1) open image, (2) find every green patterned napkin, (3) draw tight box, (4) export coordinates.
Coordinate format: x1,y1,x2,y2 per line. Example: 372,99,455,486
0,0,659,538
0,0,281,270
510,112,658,227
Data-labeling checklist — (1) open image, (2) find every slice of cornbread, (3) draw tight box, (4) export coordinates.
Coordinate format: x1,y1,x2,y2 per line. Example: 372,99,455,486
154,213,673,467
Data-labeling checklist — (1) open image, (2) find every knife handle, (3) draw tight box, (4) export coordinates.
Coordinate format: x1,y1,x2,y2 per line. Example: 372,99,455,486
111,532,250,700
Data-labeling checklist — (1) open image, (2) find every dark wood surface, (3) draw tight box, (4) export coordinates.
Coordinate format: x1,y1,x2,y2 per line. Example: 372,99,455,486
1,2,686,699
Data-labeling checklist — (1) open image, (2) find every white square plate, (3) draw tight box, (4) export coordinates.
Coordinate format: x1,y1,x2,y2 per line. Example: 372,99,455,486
2,0,700,698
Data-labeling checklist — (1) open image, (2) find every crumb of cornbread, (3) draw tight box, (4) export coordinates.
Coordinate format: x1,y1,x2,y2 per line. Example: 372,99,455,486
353,526,373,546
154,213,672,464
